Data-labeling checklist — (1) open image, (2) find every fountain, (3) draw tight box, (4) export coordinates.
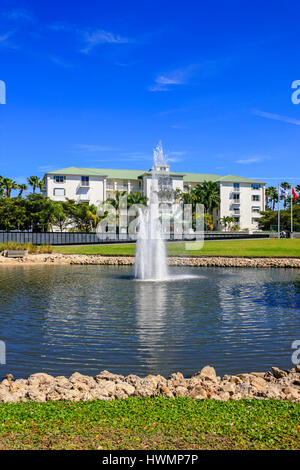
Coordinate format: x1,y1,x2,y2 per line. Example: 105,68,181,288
134,142,169,281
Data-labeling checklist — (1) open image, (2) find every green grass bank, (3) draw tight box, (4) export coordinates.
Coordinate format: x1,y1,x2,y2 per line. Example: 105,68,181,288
55,239,300,258
0,398,299,450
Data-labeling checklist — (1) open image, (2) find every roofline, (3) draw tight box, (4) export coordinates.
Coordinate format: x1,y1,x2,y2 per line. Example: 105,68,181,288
139,172,186,177
44,167,266,184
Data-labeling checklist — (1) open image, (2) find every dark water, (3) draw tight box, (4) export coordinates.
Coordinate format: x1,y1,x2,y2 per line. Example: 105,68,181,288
0,265,299,379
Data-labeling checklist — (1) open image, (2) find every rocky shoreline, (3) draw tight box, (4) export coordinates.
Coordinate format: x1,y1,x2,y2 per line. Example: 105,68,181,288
0,252,300,268
1,366,300,403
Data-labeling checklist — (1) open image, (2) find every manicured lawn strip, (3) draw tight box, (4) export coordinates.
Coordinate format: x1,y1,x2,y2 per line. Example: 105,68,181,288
55,239,300,258
0,398,299,450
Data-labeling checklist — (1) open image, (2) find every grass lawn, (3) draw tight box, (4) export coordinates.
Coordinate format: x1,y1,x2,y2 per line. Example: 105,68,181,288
0,398,298,450
55,239,300,258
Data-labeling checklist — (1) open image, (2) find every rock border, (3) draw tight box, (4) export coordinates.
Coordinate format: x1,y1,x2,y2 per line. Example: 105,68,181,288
0,253,300,268
1,366,299,403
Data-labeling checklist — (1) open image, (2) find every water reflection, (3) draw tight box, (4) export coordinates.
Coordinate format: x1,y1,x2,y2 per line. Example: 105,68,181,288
0,265,299,378
135,280,185,372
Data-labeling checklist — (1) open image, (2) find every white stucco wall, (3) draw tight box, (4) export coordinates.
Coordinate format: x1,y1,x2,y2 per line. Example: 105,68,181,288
220,182,265,231
45,171,265,232
46,175,106,205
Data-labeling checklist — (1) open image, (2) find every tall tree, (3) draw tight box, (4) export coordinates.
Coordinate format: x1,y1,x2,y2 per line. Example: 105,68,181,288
0,176,5,197
1,177,18,198
195,180,220,214
17,183,28,198
27,176,42,194
220,215,236,232
127,192,148,207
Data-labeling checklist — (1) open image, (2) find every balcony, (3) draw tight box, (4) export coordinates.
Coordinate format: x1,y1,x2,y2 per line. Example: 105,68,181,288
79,181,90,188
78,194,90,202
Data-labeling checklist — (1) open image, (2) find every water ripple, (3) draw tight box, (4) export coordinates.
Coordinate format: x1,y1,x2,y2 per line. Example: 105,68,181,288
0,265,299,378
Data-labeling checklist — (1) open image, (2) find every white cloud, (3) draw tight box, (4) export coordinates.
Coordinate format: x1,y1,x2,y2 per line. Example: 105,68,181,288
253,109,300,126
3,8,36,22
48,23,131,54
49,56,74,68
0,31,15,43
37,166,56,172
73,144,120,152
149,66,195,92
80,30,130,54
236,157,262,164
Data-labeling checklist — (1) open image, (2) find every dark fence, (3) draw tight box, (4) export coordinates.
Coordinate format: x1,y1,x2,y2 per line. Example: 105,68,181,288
0,231,269,245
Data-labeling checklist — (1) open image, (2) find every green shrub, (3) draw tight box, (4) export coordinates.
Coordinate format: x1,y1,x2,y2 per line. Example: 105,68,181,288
0,242,53,254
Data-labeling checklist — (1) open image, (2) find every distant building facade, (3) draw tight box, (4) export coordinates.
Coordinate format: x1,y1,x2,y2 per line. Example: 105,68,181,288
44,166,265,232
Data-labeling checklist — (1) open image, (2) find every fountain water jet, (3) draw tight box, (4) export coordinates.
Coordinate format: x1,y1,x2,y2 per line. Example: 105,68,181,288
134,142,169,281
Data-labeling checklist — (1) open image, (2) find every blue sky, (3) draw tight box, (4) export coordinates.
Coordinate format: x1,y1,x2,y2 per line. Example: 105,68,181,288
0,0,300,188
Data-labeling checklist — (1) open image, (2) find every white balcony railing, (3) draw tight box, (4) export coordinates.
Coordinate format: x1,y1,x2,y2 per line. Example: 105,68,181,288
78,194,90,202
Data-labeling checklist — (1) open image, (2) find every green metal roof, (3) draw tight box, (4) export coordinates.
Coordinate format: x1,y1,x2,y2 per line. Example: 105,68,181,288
181,173,221,183
218,174,265,184
47,167,144,180
46,167,265,184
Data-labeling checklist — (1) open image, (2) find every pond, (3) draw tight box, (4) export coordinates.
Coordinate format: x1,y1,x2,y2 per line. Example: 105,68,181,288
0,265,299,379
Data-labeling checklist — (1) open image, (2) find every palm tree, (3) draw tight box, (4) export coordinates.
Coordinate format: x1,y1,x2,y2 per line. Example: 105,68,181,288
17,183,28,198
1,177,18,198
127,192,148,207
179,181,220,214
27,176,42,194
180,185,195,205
105,190,127,211
197,180,220,214
221,215,235,231
0,176,4,197
265,186,272,209
38,179,45,193
266,186,278,210
294,185,300,204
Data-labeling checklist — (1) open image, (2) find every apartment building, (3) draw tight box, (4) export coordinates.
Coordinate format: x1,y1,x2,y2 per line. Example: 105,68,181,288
44,166,265,231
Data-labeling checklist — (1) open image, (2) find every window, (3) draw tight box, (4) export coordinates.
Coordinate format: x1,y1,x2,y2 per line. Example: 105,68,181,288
54,175,65,183
252,217,259,224
233,183,240,189
252,183,260,190
234,217,240,224
81,176,89,186
252,206,260,213
53,188,65,196
232,193,240,201
252,195,260,201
